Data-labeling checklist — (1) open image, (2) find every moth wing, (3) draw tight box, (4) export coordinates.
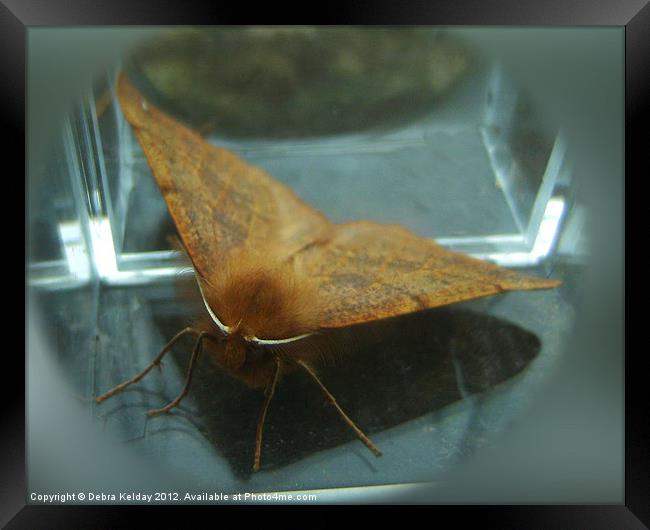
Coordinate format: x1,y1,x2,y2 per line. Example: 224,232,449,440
116,73,331,280
117,72,559,331
294,221,560,329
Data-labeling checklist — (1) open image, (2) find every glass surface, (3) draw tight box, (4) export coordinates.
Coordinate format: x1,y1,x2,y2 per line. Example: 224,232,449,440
27,29,575,289
96,53,570,284
27,27,618,503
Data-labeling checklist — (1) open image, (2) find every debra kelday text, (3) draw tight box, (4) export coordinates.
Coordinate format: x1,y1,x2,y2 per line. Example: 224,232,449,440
31,491,318,503
31,492,228,503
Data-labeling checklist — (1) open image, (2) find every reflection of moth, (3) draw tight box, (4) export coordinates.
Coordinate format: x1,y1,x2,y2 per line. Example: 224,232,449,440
97,73,560,471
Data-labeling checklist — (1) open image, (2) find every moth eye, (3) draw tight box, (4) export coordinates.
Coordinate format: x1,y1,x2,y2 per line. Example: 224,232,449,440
141,99,149,111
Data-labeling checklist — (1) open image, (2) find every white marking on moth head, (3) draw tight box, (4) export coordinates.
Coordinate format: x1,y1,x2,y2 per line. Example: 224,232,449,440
196,277,231,335
141,99,149,111
248,333,313,346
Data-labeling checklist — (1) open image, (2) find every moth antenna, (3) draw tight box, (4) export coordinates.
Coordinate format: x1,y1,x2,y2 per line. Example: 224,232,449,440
269,335,316,366
254,358,281,471
196,284,231,337
296,360,382,458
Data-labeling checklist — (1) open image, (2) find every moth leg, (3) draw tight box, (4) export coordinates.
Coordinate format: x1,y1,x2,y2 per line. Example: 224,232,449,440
297,360,382,458
95,327,202,404
254,358,281,472
146,331,210,417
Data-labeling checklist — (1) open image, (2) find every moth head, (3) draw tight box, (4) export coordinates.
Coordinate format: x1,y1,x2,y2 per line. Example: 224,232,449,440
221,331,247,372
195,257,320,348
201,293,313,388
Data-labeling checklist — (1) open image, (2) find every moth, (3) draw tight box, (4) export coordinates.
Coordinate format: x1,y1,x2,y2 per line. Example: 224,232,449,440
97,72,560,471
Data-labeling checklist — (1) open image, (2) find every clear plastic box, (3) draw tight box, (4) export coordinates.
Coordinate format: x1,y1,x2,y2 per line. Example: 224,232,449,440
27,45,583,290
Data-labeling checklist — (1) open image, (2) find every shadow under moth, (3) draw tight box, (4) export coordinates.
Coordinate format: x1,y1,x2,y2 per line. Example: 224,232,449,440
96,72,560,471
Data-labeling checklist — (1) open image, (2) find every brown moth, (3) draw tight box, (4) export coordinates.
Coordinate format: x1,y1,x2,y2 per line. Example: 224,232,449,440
96,72,560,471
